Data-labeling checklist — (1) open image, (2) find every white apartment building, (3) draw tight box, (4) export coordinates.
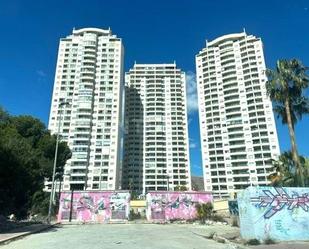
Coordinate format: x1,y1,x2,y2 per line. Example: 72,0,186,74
48,28,124,191
196,32,280,198
123,63,191,194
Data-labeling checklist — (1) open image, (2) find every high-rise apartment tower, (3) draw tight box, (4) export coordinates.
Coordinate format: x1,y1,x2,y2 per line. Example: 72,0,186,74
48,28,124,191
123,63,191,194
196,32,280,198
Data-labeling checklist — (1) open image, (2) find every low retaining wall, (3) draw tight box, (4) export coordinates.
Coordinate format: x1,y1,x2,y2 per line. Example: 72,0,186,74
58,191,130,223
146,191,213,221
238,186,309,241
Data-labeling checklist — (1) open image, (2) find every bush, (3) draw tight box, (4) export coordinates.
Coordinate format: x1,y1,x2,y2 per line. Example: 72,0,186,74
264,237,276,244
246,239,261,245
196,203,213,224
128,210,141,220
211,214,225,222
174,185,188,191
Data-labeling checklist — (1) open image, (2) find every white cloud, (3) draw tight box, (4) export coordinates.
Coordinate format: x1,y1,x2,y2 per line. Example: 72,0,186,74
192,164,201,170
36,70,47,83
190,142,197,149
36,70,46,77
186,71,198,114
188,117,193,124
189,137,197,149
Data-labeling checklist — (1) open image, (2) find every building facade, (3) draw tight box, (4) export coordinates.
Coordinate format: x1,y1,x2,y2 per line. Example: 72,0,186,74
48,28,124,191
123,63,191,194
196,32,280,198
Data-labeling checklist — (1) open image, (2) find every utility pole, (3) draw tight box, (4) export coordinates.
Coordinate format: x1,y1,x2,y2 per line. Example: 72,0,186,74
166,175,170,191
47,101,69,224
69,189,74,222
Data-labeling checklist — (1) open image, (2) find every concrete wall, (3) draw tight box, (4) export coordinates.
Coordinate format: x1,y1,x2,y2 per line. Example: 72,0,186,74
146,191,212,221
213,199,229,211
130,200,147,218
58,191,130,223
238,186,309,241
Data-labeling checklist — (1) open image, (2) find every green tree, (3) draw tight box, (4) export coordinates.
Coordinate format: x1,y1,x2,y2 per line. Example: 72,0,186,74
174,185,188,191
31,191,51,216
0,108,71,218
266,59,309,186
0,107,10,125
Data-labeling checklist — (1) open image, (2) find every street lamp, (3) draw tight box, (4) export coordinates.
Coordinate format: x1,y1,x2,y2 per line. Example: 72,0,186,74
47,101,69,224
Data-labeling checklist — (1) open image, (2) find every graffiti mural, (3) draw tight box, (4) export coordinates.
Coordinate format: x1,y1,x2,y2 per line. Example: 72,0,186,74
250,187,309,219
58,191,130,223
238,187,309,241
146,191,213,221
228,200,239,216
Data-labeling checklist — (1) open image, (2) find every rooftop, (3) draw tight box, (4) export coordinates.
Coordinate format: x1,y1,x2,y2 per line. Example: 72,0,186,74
207,32,246,47
72,27,112,36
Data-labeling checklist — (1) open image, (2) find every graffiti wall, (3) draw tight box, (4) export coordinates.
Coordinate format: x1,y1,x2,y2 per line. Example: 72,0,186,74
58,191,130,223
238,186,309,241
146,191,213,221
228,200,239,216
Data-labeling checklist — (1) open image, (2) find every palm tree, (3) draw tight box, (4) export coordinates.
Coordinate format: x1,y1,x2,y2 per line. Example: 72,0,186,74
269,151,309,187
269,152,297,187
266,59,309,187
272,97,309,129
304,158,309,187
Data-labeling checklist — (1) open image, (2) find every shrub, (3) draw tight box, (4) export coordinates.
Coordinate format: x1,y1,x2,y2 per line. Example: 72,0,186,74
128,210,141,220
246,239,261,245
196,203,213,224
211,214,225,222
264,237,276,244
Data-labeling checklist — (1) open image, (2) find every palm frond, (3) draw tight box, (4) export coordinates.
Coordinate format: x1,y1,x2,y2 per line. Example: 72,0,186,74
269,151,309,187
266,59,309,126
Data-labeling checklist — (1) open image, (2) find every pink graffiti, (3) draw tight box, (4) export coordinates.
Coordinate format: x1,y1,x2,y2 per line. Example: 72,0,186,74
58,191,130,223
147,191,213,220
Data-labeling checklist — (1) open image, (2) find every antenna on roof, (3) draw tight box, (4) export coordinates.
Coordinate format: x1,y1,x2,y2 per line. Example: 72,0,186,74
243,27,246,34
206,39,208,47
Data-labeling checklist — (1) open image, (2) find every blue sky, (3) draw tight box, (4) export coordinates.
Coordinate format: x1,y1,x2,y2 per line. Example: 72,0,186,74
0,0,309,176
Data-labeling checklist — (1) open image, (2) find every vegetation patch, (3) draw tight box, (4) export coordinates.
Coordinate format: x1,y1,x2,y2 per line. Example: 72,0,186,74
245,239,261,245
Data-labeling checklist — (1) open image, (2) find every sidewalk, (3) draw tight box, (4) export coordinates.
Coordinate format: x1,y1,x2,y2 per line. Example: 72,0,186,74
0,223,57,245
249,242,309,249
189,223,240,240
189,224,309,249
